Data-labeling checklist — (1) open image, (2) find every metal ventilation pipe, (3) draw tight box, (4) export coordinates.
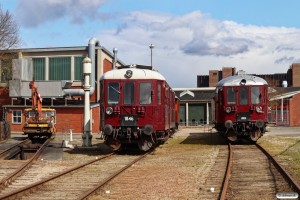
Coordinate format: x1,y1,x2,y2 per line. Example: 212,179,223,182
113,48,118,69
63,37,100,96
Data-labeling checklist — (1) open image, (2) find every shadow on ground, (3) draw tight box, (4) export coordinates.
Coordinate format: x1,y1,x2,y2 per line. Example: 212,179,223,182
180,131,228,145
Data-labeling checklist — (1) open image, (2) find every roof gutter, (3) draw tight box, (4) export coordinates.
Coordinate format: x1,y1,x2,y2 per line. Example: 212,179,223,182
63,37,99,96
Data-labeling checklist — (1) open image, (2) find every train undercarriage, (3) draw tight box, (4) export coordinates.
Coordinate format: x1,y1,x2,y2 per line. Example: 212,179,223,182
103,127,173,151
217,120,266,143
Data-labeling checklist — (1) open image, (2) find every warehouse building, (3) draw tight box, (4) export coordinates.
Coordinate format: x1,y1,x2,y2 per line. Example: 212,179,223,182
0,38,124,136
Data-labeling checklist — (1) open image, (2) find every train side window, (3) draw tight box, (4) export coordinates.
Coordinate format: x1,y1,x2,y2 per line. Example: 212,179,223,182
226,87,236,104
239,87,248,105
140,82,152,104
158,83,161,105
124,82,135,105
251,86,260,104
108,82,120,104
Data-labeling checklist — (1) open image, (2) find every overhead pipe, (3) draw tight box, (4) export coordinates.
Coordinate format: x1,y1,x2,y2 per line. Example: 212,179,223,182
63,37,100,96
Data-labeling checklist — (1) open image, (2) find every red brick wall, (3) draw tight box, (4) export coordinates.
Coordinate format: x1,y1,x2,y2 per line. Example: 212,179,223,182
0,87,10,120
291,64,300,87
6,106,100,134
103,58,113,73
222,67,234,79
289,93,300,126
209,70,219,87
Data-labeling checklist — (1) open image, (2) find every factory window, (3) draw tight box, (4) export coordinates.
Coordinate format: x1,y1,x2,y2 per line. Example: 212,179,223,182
124,82,134,105
108,82,120,104
49,57,71,80
33,58,46,80
74,56,84,80
139,82,152,104
12,110,22,124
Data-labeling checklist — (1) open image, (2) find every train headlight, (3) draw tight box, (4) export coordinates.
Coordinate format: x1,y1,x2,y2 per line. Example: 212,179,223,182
143,124,153,135
106,107,113,115
225,120,233,129
255,106,263,113
225,107,231,113
103,124,113,135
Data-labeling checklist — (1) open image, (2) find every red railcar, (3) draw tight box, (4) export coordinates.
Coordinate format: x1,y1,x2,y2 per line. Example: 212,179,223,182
100,65,178,151
214,74,268,142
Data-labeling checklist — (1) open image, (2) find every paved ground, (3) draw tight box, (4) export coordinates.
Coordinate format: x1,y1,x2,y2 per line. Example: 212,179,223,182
266,126,300,137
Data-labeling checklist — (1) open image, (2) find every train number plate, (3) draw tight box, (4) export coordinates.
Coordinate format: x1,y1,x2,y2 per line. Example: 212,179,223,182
237,112,250,121
121,114,138,126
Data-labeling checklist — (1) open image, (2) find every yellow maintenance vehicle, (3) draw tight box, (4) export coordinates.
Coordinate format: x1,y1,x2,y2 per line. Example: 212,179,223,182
23,81,56,140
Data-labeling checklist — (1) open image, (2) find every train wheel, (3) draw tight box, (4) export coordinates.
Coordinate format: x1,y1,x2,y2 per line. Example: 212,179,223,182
250,130,260,142
138,139,153,151
226,130,237,142
105,137,122,151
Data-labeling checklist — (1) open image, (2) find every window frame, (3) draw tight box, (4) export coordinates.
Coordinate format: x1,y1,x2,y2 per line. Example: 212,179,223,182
12,110,22,124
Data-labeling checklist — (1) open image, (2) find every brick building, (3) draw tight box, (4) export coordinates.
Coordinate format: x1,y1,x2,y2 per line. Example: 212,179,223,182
0,38,124,135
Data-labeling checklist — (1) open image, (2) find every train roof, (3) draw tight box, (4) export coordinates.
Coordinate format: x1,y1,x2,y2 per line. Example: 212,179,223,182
100,65,166,81
216,74,268,87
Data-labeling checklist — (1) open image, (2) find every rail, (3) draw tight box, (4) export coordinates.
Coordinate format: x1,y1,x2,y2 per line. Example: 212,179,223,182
0,139,30,159
220,142,300,199
0,153,115,199
219,143,232,200
0,138,51,189
77,152,150,200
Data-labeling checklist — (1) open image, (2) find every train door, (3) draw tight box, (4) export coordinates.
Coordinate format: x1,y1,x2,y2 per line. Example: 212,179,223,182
237,86,250,122
139,81,154,125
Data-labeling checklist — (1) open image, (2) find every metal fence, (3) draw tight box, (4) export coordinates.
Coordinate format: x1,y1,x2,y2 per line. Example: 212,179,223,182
268,110,290,126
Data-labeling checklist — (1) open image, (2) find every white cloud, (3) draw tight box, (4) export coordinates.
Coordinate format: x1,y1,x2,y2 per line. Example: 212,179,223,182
97,11,300,87
15,0,109,27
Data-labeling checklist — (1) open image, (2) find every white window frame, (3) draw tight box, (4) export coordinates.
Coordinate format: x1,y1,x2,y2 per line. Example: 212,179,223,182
12,110,22,124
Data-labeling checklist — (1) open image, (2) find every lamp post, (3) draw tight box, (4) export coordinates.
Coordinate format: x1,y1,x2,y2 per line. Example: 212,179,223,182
149,43,155,66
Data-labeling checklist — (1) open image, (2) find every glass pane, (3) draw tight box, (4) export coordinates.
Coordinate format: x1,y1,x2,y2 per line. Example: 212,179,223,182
251,87,261,104
74,56,84,80
49,57,71,80
124,82,134,104
108,82,120,104
157,84,161,104
226,87,236,104
239,87,248,105
33,58,45,80
139,82,152,104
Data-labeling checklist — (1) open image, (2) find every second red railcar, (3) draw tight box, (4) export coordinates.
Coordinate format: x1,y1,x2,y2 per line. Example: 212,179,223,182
214,74,269,142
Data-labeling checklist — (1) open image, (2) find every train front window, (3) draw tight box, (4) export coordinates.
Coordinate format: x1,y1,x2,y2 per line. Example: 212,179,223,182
239,87,248,105
140,82,152,104
124,82,135,105
251,86,261,104
108,82,120,104
226,87,236,104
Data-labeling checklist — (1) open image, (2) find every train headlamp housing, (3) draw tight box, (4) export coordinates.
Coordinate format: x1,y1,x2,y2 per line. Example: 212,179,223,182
225,107,232,114
106,107,113,115
255,106,263,113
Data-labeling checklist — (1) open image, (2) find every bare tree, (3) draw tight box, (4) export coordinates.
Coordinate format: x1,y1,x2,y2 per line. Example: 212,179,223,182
0,5,20,82
0,6,19,50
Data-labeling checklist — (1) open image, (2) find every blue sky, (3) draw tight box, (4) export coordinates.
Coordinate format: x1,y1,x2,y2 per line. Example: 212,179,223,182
1,0,300,87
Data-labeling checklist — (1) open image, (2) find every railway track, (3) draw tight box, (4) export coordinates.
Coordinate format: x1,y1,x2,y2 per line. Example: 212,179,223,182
220,142,300,200
0,139,30,160
0,138,51,190
0,152,149,200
